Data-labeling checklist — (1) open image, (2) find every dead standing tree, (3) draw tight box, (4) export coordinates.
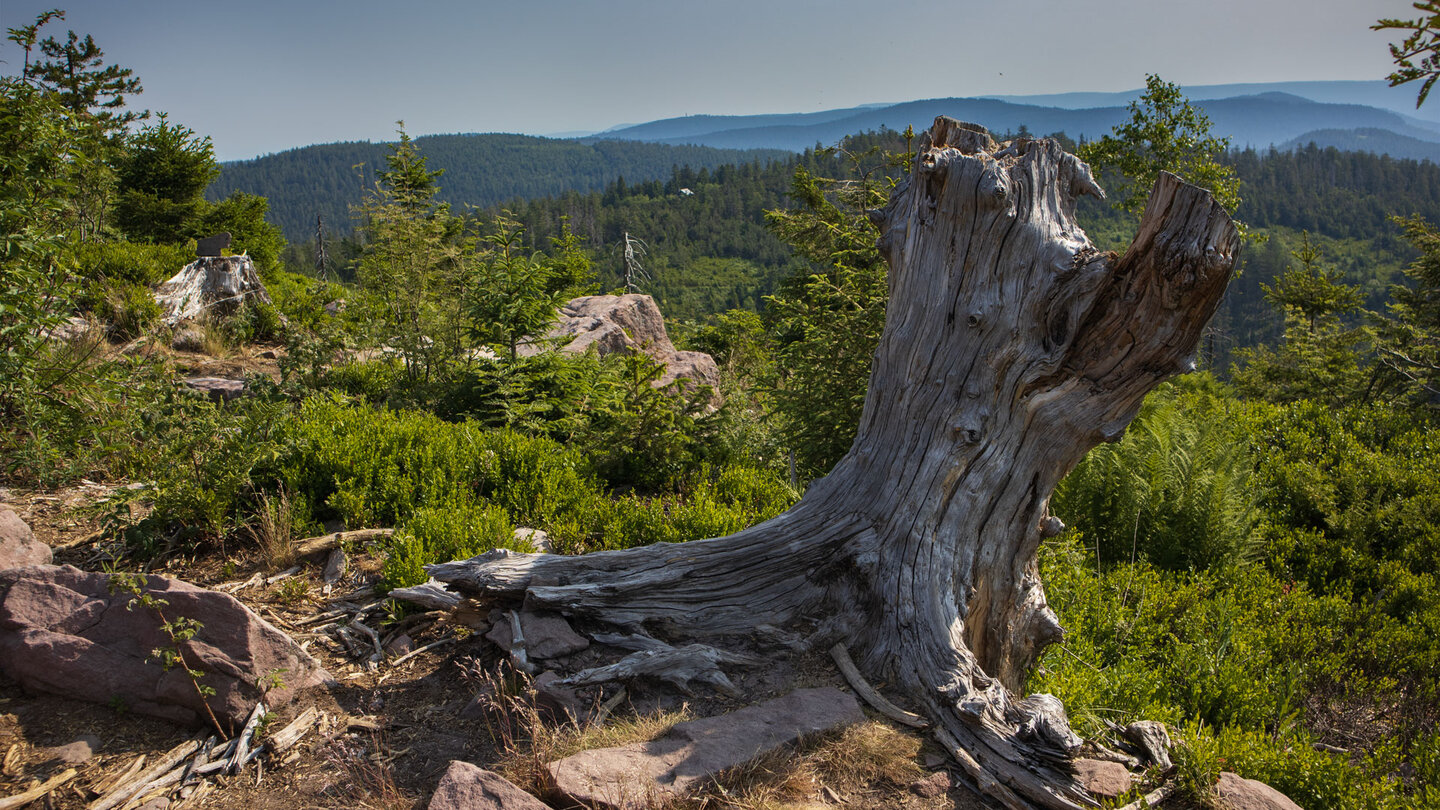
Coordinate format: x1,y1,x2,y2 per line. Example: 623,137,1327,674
431,118,1240,809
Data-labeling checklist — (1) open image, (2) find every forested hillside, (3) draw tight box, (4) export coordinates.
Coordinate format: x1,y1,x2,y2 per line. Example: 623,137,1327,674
206,133,790,240
272,130,1439,367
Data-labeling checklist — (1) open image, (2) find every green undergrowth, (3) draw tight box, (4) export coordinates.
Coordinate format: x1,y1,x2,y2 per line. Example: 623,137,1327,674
1036,378,1440,807
106,392,797,592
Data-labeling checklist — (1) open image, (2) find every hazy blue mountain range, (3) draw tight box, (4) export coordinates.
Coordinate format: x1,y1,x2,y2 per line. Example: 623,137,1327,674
595,85,1440,153
1281,127,1440,163
208,134,789,240
984,80,1440,126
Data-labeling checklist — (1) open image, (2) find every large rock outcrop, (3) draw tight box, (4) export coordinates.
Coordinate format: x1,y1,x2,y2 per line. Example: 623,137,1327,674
153,255,272,327
529,294,720,397
0,565,329,728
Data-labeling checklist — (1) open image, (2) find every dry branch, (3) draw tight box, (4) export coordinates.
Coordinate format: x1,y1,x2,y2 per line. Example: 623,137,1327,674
829,643,928,728
294,529,394,557
0,768,76,810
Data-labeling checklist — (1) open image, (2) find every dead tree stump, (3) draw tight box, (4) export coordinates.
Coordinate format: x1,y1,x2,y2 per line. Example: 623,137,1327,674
431,117,1240,809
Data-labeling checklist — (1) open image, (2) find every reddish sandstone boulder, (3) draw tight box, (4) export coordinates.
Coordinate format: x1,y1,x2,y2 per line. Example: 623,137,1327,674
427,761,550,810
547,687,864,809
1214,772,1303,810
0,509,50,569
0,565,329,728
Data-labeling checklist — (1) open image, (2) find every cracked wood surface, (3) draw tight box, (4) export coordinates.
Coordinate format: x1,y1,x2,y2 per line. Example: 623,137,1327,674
430,116,1239,809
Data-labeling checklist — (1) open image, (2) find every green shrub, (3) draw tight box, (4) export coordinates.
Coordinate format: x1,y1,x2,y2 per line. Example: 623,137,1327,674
382,499,517,589
225,299,285,344
1053,379,1258,571
70,240,190,288
1178,723,1416,810
97,281,162,339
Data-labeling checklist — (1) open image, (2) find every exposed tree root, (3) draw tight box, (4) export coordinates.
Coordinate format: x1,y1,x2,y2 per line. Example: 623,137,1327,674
430,116,1239,809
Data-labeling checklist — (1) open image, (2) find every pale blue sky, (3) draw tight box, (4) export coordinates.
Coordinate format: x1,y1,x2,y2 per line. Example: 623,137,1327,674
0,0,1415,160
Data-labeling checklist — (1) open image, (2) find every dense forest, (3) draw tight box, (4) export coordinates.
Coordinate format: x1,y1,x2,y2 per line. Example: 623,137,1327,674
6,11,1440,807
206,133,791,241
270,130,1438,371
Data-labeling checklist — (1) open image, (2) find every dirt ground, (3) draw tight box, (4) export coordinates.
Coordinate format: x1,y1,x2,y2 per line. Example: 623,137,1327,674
0,485,990,810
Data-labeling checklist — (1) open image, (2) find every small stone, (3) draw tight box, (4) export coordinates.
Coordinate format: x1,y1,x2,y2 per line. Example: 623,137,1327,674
427,760,550,810
513,527,552,553
257,349,279,360
135,798,169,810
1073,758,1132,798
485,611,589,660
922,752,947,769
170,325,206,353
195,232,232,258
322,548,347,585
1124,720,1173,770
1214,772,1304,810
908,770,951,798
40,734,100,765
0,509,50,569
384,633,413,656
323,299,346,316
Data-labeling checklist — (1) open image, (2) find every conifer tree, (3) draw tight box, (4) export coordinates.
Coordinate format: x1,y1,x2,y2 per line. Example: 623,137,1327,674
26,20,145,131
1233,232,1370,405
1374,215,1440,404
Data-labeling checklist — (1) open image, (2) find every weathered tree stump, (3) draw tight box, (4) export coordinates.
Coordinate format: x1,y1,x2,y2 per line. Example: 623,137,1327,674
431,117,1240,809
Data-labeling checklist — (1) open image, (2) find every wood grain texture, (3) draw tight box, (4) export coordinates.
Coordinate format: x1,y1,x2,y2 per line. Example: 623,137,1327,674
430,117,1239,808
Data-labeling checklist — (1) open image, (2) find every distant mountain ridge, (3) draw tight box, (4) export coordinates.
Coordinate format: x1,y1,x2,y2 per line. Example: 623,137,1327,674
213,81,1440,242
594,87,1440,155
1281,127,1440,163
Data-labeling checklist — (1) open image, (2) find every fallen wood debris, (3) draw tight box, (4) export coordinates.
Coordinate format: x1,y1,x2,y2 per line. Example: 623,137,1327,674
0,768,76,810
295,528,394,557
78,705,323,810
89,739,201,810
389,637,455,667
1116,781,1176,810
268,707,320,754
829,643,929,729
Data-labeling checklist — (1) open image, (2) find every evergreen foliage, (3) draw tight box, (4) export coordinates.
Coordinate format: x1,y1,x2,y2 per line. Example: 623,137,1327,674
7,10,145,131
1232,233,1372,405
1375,1,1440,107
1374,215,1440,404
113,114,219,242
209,133,790,240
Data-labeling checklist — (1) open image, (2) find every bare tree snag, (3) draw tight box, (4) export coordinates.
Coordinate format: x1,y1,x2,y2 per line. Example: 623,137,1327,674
430,117,1240,808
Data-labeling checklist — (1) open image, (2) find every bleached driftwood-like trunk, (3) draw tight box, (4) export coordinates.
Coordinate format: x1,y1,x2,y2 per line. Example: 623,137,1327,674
431,117,1240,808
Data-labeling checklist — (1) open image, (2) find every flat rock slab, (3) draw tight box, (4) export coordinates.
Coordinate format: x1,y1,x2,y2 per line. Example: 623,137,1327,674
1073,758,1132,798
0,565,330,727
0,508,50,569
182,377,247,403
428,760,550,810
485,610,589,660
547,686,864,810
1214,772,1303,810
